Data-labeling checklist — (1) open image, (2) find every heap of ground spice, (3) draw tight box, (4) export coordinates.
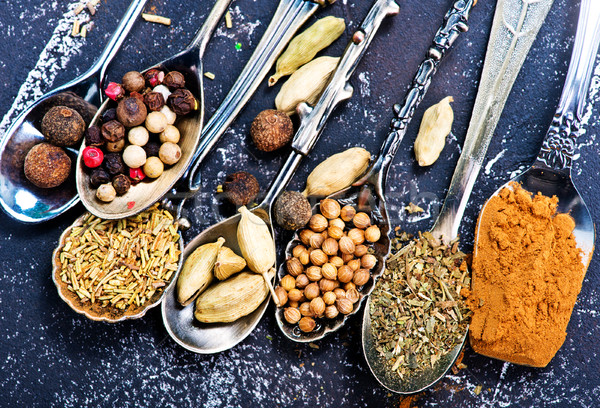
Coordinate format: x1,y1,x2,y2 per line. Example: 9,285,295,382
467,182,586,367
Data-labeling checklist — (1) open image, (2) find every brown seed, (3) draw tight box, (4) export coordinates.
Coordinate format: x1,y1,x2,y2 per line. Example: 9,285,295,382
284,307,301,324
299,301,313,317
347,259,361,271
320,198,341,219
353,269,370,286
329,218,346,230
342,253,354,263
322,291,336,305
319,278,336,292
340,205,356,222
310,297,326,317
322,238,339,256
344,282,356,291
321,263,337,280
325,305,339,319
353,212,371,229
334,288,346,299
298,250,310,265
354,244,368,257
299,316,316,332
292,244,307,258
346,287,360,303
281,275,296,292
289,300,299,308
339,236,355,255
306,266,323,281
336,298,353,314
295,274,310,289
327,226,344,240
309,249,328,266
309,214,328,232
347,228,365,245
309,233,325,249
286,257,304,277
304,282,320,300
337,265,354,283
288,288,304,302
361,254,377,269
275,286,288,306
299,229,315,246
329,256,344,268
365,225,381,242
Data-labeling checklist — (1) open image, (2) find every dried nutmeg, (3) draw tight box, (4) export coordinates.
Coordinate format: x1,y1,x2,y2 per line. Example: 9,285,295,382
117,97,148,127
112,174,131,195
122,71,145,93
274,191,312,230
163,71,186,90
222,171,260,206
144,91,165,111
85,125,103,146
167,89,198,116
41,106,85,146
250,109,294,152
298,316,316,333
101,120,125,142
284,307,301,324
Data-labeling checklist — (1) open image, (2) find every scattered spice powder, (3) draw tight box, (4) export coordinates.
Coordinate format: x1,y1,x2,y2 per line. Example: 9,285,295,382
468,182,586,367
370,231,471,379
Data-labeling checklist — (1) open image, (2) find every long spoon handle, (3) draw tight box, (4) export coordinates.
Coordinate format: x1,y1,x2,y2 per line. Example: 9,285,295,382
359,0,475,196
188,0,235,57
261,0,400,207
536,0,600,171
431,0,554,241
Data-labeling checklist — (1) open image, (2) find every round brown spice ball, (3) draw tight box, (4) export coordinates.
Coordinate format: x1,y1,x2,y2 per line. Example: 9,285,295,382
41,106,85,146
116,97,147,128
250,109,293,152
274,191,312,230
24,143,71,188
222,171,259,206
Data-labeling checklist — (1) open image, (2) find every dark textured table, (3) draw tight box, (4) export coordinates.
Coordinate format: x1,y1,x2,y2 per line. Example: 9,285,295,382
1,0,599,406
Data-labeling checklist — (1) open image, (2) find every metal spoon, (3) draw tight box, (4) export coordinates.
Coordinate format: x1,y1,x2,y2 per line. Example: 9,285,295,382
161,0,399,354
363,0,558,394
0,0,147,223
76,0,233,220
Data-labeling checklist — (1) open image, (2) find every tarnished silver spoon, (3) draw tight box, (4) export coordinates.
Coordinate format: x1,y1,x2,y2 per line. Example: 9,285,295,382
0,0,148,223
161,0,399,354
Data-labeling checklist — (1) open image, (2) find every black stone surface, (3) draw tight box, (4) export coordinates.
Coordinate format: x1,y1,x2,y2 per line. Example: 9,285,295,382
0,0,599,406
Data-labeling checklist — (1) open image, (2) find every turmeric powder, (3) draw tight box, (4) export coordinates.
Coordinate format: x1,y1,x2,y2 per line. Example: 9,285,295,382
467,182,586,367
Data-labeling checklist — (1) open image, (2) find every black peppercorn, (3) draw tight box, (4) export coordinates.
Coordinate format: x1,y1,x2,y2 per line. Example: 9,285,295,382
167,89,198,116
144,92,165,111
84,125,104,147
122,71,145,93
143,142,161,158
104,152,126,176
222,171,260,206
102,108,118,124
116,97,147,127
101,120,125,142
163,71,186,90
89,167,111,187
112,174,131,195
41,106,86,146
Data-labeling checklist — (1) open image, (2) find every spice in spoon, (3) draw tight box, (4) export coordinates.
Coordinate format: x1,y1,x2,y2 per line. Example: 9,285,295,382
369,231,471,379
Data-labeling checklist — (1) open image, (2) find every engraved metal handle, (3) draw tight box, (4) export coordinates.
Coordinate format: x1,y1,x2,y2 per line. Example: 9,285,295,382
536,0,600,171
260,0,400,207
185,0,323,192
359,0,474,197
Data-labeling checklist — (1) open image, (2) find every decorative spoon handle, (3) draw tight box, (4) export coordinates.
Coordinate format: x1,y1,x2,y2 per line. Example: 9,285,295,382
360,0,475,195
261,0,400,207
536,0,600,171
431,0,554,241
186,0,325,191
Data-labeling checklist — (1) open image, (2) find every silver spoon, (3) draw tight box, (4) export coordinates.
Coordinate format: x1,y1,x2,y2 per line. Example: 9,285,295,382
76,0,233,220
0,0,148,223
161,0,399,354
363,0,564,394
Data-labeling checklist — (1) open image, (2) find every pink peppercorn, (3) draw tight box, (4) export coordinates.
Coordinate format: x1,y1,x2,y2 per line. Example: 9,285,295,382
82,146,104,168
129,167,146,183
105,82,125,101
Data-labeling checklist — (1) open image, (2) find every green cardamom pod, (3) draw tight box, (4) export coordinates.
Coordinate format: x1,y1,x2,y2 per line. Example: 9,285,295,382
269,16,345,87
413,96,454,166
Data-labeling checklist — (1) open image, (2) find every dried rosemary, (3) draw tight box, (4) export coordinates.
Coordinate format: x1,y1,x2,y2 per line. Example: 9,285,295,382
369,231,471,379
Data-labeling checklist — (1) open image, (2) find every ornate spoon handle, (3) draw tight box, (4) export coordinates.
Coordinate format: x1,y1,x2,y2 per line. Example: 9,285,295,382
536,0,600,171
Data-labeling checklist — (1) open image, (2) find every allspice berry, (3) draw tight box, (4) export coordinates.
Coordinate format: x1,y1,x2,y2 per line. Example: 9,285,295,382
117,97,147,127
41,106,85,146
122,71,145,93
24,143,71,188
222,171,259,206
274,191,312,230
250,109,293,152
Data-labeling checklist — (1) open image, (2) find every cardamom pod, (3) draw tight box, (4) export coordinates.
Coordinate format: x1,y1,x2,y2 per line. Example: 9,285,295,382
194,268,275,323
237,206,280,305
176,237,225,306
414,96,454,166
214,246,246,280
269,16,345,86
303,147,371,197
275,56,340,115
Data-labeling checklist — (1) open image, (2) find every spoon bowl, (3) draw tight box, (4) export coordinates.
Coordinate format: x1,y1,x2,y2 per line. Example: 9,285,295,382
0,0,148,223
